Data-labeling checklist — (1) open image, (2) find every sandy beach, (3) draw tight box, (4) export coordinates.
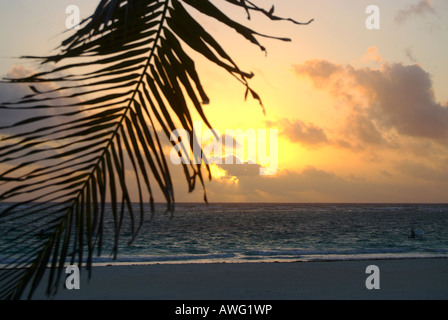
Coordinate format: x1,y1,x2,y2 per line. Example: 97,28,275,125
25,258,448,300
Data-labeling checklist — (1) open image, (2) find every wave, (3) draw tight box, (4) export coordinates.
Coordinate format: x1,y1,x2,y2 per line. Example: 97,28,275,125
92,250,448,265
244,247,411,257
91,247,448,264
91,253,237,264
2,249,447,268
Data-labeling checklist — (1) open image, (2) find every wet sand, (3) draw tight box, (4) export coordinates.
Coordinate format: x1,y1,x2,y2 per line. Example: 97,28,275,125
27,258,448,300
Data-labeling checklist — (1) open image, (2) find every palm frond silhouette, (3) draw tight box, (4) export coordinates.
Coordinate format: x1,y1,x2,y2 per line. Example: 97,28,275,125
0,0,312,299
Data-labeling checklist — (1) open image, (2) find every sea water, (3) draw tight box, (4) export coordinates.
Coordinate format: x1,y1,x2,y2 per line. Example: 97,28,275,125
1,203,448,266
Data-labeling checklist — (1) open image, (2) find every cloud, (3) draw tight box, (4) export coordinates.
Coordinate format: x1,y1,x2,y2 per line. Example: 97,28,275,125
194,165,448,203
342,112,389,147
0,66,40,131
0,65,83,134
0,65,89,194
267,118,328,147
395,159,448,182
395,0,435,25
218,155,263,177
294,59,448,147
405,47,417,63
356,63,448,140
360,46,382,63
293,59,344,90
206,166,344,202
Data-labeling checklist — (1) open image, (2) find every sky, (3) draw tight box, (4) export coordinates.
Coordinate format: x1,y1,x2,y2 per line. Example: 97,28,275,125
1,0,448,203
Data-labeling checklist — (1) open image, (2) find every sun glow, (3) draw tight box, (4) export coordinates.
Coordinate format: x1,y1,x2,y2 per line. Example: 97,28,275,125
209,163,240,185
209,163,228,179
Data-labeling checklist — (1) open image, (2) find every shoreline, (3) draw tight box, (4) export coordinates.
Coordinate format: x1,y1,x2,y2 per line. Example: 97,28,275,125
20,257,448,300
3,254,447,269
88,254,448,267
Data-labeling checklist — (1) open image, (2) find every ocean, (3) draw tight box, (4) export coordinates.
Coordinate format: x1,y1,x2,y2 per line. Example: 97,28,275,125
1,203,448,266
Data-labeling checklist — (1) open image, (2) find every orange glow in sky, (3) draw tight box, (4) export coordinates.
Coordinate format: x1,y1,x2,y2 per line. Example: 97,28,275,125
1,0,447,203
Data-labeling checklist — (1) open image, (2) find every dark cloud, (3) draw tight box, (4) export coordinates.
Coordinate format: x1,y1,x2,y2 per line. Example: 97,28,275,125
405,47,417,63
0,65,83,135
194,165,448,203
209,167,344,201
294,59,448,146
395,0,435,25
344,113,384,146
300,166,337,181
395,160,448,182
0,65,91,192
0,66,40,131
356,63,448,140
218,155,263,177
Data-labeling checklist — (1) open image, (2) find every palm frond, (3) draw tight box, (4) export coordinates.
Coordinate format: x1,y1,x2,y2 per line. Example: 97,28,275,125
0,0,311,299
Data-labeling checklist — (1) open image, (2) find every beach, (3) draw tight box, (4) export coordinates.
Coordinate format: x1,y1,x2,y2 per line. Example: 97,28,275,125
28,258,448,300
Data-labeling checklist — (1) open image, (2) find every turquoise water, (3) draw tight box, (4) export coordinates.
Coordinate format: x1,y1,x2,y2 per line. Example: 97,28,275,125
1,203,448,266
